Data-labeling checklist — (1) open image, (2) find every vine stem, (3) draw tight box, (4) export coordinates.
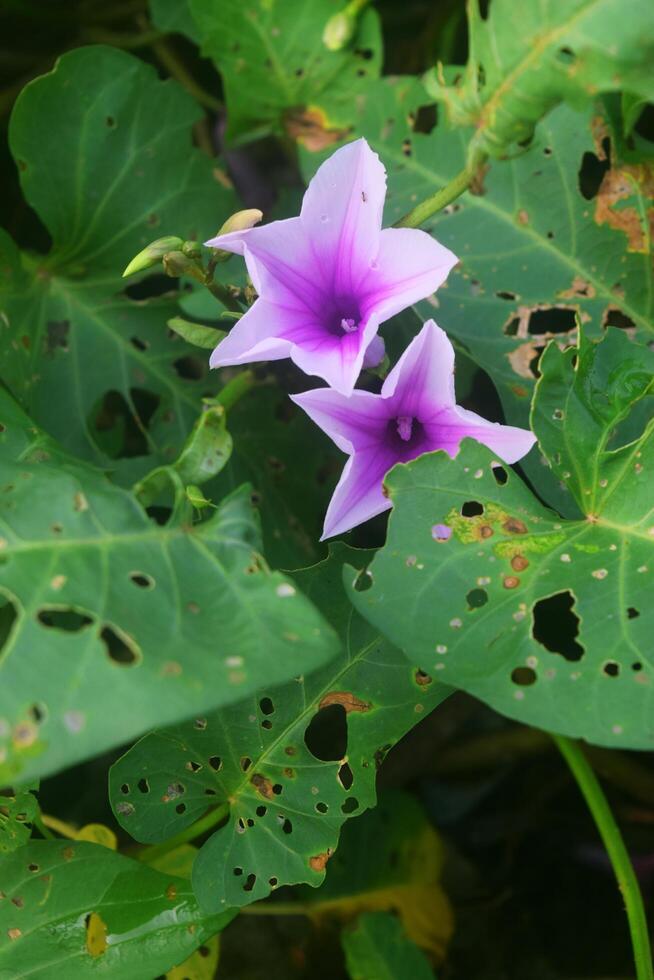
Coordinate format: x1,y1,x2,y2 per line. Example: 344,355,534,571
216,370,256,412
553,734,653,980
138,803,230,864
394,164,477,228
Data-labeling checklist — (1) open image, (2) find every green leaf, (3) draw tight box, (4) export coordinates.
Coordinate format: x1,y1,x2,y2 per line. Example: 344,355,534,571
0,389,338,782
302,792,453,963
150,0,201,45
209,384,341,569
1,46,237,470
426,0,654,159
0,840,233,979
300,81,654,512
109,545,450,911
168,317,227,350
188,0,382,145
0,782,38,854
342,912,436,980
349,332,654,748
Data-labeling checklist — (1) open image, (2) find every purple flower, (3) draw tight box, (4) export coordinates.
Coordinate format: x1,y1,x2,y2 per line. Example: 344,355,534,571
291,320,537,539
204,139,457,394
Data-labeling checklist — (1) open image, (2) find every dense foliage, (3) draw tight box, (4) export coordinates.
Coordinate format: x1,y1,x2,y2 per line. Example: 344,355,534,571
1,1,653,977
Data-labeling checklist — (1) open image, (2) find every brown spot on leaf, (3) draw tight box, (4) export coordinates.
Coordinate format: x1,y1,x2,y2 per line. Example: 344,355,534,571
165,884,177,900
503,517,528,534
517,209,529,225
508,341,541,379
479,525,494,539
8,928,21,940
309,848,333,873
469,161,489,195
511,555,530,571
251,773,274,799
283,107,350,151
558,276,595,299
503,576,520,589
318,691,370,713
595,164,654,253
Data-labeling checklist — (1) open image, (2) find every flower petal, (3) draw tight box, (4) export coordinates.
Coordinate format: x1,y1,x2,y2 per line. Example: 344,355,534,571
206,217,325,312
321,446,395,540
362,227,458,321
425,405,537,464
382,319,456,418
290,311,381,394
209,299,305,367
291,386,387,455
300,138,386,295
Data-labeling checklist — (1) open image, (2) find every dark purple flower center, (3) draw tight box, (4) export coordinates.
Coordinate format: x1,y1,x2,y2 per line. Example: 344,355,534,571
324,297,363,337
384,415,427,460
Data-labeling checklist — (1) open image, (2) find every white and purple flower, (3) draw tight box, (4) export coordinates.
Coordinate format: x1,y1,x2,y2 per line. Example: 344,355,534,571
292,321,537,539
205,139,457,394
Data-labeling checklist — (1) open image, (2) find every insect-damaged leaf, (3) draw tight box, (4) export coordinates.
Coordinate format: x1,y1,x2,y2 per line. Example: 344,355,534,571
0,388,338,782
348,332,654,749
299,80,654,515
187,0,382,145
109,545,451,911
425,0,654,159
0,840,234,979
0,781,38,854
1,46,237,473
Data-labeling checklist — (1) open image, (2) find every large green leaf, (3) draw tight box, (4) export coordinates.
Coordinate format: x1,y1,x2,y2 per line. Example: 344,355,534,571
348,332,654,749
0,840,233,979
300,79,654,511
1,46,237,470
189,0,382,145
0,389,337,782
109,545,450,911
342,912,436,980
425,0,654,159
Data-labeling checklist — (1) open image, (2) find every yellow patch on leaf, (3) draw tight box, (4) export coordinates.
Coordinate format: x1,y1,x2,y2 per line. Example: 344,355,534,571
85,912,108,957
166,935,220,980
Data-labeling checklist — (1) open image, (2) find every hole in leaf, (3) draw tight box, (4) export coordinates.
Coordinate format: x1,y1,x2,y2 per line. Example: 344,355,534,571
527,308,577,335
186,760,202,773
37,608,93,632
461,500,484,517
492,464,508,485
511,666,537,686
532,591,584,661
341,797,359,814
243,873,256,892
137,778,149,794
604,309,635,330
410,104,438,134
173,356,206,381
0,598,17,654
558,46,575,62
233,867,243,876
632,662,643,671
120,783,129,795
338,762,354,790
315,802,328,814
272,783,283,795
259,697,274,715
256,805,267,817
130,336,148,352
496,291,516,301
129,572,154,589
603,661,620,677
269,876,278,887
466,588,488,609
209,756,222,772
281,817,292,834
144,506,172,526
627,607,640,619
578,140,610,200
106,116,116,127
240,757,252,772
304,703,348,761
101,625,141,666
262,719,272,730
175,802,186,814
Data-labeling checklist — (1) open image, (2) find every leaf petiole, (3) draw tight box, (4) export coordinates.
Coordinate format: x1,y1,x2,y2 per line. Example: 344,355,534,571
138,802,230,865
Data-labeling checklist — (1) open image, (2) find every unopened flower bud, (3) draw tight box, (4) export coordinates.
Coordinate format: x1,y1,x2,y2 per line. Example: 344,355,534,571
322,11,354,51
122,236,184,278
162,250,204,282
210,209,263,263
181,240,202,259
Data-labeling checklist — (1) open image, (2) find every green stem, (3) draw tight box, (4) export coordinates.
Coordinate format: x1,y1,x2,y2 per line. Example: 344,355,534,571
150,36,222,112
139,803,230,864
394,164,476,228
346,0,372,14
553,735,653,980
33,815,56,841
206,280,242,314
216,370,256,412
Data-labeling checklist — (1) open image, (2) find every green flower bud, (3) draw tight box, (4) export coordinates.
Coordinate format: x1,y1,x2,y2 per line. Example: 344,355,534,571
162,251,205,282
322,11,354,51
122,236,184,278
181,240,202,259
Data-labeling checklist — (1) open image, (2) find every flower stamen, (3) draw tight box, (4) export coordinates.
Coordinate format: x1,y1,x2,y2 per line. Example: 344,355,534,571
396,416,414,441
340,317,358,334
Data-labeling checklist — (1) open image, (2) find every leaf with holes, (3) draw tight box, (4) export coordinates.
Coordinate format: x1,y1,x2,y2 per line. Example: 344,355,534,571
0,840,234,979
425,0,654,159
300,791,453,961
341,911,437,980
299,81,654,514
0,388,338,782
188,0,382,145
0,782,38,854
0,46,237,474
209,384,341,569
109,544,451,911
348,329,654,748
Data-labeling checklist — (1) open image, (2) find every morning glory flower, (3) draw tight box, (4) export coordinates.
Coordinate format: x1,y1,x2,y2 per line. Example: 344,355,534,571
204,139,457,394
291,320,537,539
